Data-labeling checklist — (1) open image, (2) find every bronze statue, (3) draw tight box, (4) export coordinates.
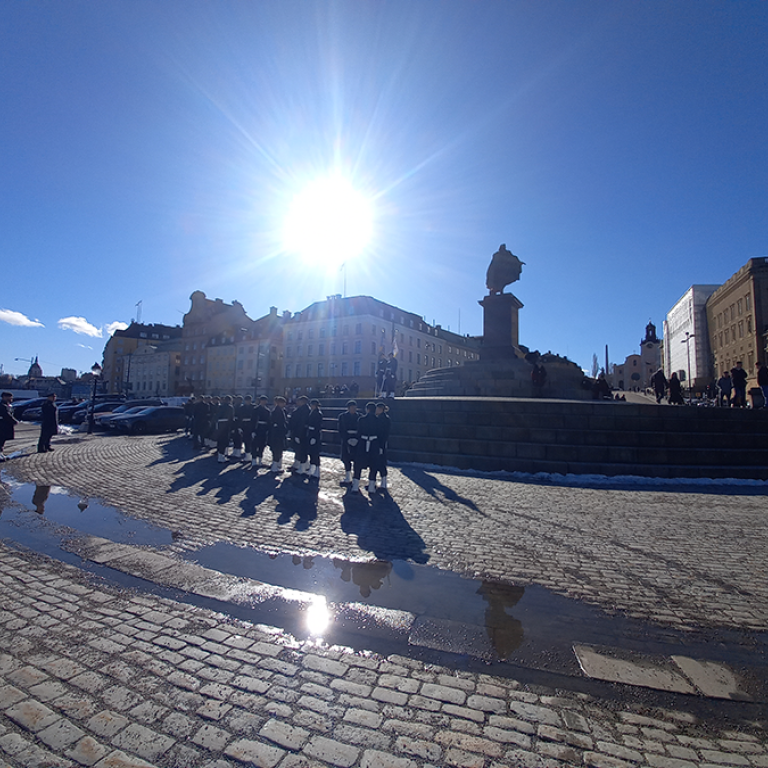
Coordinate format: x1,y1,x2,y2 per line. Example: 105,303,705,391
486,244,524,295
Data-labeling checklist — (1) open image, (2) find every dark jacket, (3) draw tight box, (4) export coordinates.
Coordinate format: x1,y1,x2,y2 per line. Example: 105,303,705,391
41,400,58,434
0,401,18,441
268,407,288,450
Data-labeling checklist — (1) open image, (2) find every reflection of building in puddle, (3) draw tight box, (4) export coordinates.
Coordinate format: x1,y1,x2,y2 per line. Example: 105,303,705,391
333,559,393,598
32,485,51,515
477,581,525,659
292,555,315,569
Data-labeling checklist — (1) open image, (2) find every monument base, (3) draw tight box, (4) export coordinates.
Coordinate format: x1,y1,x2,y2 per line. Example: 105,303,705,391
479,292,523,361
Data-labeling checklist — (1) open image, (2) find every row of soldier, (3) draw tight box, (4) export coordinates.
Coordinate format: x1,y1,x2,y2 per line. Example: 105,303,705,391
184,395,390,494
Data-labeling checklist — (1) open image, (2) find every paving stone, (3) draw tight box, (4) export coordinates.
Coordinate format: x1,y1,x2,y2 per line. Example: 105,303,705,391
92,749,157,767
37,718,86,750
360,749,418,768
5,699,61,733
394,736,442,762
420,683,467,705
260,719,311,751
304,735,360,767
192,724,232,751
66,736,109,767
87,711,130,739
224,738,285,767
111,724,175,761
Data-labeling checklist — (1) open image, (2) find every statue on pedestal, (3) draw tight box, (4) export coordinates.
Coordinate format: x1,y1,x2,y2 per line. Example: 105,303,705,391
486,244,524,295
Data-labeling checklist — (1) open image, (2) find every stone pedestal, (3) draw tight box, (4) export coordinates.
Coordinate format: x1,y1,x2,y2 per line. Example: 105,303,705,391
478,293,523,361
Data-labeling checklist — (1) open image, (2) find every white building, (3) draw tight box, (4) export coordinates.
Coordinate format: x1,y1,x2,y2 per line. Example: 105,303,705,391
127,341,182,397
663,285,719,389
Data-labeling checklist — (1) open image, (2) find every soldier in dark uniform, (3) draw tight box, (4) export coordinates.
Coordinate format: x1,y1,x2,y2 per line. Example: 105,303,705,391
215,396,235,463
384,353,398,398
375,401,391,491
268,396,288,473
289,395,311,475
353,402,381,494
183,396,195,436
207,396,220,448
306,398,323,480
37,393,58,453
375,355,387,397
251,396,271,469
230,395,245,459
0,392,18,461
236,395,255,463
192,396,209,449
337,399,359,486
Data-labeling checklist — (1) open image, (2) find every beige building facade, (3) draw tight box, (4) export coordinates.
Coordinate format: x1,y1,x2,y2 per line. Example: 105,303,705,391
707,257,768,387
127,341,182,397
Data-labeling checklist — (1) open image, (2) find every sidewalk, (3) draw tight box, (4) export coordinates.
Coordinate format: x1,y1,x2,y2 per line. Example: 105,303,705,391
0,424,766,767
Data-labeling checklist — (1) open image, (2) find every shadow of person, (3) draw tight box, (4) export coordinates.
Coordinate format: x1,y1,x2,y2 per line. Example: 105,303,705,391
477,580,525,659
399,466,479,511
239,472,281,518
340,493,429,564
274,481,318,531
147,433,195,468
196,461,252,505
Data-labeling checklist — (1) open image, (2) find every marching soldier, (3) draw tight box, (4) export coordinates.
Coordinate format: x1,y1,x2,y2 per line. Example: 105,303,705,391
352,402,381,494
289,395,311,475
268,396,288,473
251,395,271,469
337,400,359,486
306,398,323,480
216,396,235,463
375,401,391,491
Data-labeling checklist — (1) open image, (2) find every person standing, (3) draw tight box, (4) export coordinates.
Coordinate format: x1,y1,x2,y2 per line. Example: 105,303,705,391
236,395,255,463
251,396,271,469
716,370,733,408
183,396,195,437
0,392,19,461
756,362,768,407
375,355,387,397
651,368,667,404
375,401,391,491
289,395,311,475
268,396,288,473
668,372,684,405
531,363,547,397
338,400,359,486
230,395,245,459
37,393,58,453
192,396,209,449
731,361,748,408
384,353,398,398
306,398,323,480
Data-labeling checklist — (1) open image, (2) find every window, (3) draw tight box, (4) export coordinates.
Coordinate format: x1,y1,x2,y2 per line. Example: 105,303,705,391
285,364,292,378
298,331,303,340
738,320,744,338
307,344,313,356
746,294,752,312
353,361,361,376
409,351,413,363
342,341,349,355
417,354,421,364
320,328,326,338
331,342,337,355
439,345,443,354
308,328,314,339
371,342,377,354
286,347,293,358
355,323,362,334
248,346,253,354
331,325,337,337
417,338,421,348
296,345,302,357
306,363,313,377
318,343,325,356
747,316,752,333
341,362,349,376
371,324,376,335
354,340,361,354
287,331,293,341
318,363,324,377
737,299,743,316
343,324,349,336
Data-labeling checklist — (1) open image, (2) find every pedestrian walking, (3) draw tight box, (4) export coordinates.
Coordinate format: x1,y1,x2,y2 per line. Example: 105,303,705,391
668,372,685,405
375,401,391,491
338,399,359,486
0,392,19,461
306,398,323,480
37,393,58,453
268,396,288,473
731,362,748,407
251,396,271,469
651,368,667,404
756,362,768,406
289,395,311,475
716,371,733,407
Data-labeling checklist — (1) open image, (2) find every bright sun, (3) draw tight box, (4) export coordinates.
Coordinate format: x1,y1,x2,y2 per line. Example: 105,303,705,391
283,176,373,268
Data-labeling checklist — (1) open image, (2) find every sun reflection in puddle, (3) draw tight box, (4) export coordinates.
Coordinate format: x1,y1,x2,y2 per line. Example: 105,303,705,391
306,594,331,638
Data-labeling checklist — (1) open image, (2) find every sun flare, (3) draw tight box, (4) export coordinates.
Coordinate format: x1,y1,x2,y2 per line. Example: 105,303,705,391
283,177,373,268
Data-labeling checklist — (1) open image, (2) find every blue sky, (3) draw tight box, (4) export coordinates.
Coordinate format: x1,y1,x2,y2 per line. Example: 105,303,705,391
1,1,766,378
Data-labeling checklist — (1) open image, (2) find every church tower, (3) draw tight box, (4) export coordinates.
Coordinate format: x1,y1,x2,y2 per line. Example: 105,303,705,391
27,356,43,378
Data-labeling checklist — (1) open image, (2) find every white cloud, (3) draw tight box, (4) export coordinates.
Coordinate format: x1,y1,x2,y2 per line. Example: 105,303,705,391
0,308,44,328
76,343,93,350
106,321,129,336
58,316,103,338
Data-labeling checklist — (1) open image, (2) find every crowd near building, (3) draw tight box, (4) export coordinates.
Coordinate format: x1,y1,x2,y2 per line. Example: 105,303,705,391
610,256,768,395
100,291,481,398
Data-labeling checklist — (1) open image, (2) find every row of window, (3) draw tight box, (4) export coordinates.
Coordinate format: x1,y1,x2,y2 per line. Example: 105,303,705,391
712,316,752,349
715,294,751,329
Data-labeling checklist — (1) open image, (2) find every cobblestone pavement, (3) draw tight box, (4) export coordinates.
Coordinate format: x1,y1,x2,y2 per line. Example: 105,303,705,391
0,424,766,767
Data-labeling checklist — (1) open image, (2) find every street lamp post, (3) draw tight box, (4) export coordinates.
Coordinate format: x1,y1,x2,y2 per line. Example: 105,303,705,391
681,332,694,404
87,363,102,434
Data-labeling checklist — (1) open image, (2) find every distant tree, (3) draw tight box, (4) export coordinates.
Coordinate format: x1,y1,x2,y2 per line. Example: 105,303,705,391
591,354,599,378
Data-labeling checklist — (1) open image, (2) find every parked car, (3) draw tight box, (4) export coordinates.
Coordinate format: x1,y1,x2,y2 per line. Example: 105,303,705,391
97,405,154,428
92,399,164,428
58,396,124,424
112,406,186,435
72,402,124,425
12,398,47,420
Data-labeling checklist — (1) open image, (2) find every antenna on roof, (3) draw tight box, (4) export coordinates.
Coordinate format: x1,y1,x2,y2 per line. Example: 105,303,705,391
135,300,143,324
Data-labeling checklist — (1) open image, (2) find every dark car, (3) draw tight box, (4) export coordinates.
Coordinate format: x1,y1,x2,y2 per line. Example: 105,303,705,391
72,401,126,425
12,398,47,420
97,405,154,428
58,396,124,424
92,399,164,428
113,406,186,435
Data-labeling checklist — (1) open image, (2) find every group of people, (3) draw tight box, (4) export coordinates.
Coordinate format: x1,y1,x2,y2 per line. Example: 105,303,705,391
184,394,391,493
0,391,59,461
651,360,768,407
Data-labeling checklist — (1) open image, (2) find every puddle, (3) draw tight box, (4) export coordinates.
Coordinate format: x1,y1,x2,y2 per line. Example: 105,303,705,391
182,542,768,676
0,477,174,550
